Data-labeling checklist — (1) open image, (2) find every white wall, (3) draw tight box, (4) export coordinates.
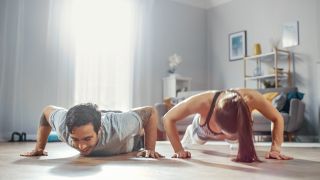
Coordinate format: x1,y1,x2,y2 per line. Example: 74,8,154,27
150,0,208,104
207,0,320,137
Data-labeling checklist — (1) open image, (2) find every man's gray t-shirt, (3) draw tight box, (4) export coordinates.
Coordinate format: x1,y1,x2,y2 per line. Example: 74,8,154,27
48,107,143,156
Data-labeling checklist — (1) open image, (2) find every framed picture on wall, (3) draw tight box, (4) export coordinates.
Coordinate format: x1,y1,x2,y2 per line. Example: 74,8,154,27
282,21,299,48
229,31,247,61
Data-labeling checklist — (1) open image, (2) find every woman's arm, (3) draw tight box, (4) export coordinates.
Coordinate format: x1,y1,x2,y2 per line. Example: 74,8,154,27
163,92,212,158
249,90,292,160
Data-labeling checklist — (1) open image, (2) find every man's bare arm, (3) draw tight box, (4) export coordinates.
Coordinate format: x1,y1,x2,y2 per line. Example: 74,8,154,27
133,106,163,158
133,106,156,150
21,105,56,156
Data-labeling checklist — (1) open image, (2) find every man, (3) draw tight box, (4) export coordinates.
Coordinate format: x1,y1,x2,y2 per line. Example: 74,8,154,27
21,103,163,158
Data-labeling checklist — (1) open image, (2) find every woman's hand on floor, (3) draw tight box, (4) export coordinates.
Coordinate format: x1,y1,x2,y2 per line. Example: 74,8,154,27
136,149,164,158
172,150,191,158
20,149,48,156
265,150,293,160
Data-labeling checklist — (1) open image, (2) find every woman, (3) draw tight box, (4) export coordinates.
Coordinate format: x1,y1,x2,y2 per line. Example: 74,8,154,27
163,89,292,162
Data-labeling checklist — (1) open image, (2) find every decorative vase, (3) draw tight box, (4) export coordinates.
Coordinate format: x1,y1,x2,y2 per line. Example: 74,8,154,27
254,43,262,55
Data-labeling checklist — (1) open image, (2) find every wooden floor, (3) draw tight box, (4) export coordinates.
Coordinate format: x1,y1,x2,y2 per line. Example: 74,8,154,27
1,141,320,180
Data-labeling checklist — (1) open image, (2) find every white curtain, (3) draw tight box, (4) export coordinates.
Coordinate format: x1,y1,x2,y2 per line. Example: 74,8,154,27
0,0,27,139
72,0,155,110
0,0,76,140
45,0,76,107
132,0,155,107
72,0,136,110
70,0,155,109
0,0,155,140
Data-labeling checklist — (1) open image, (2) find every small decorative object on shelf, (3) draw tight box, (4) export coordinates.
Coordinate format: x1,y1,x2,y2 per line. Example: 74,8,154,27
272,67,284,76
253,43,262,55
253,59,263,76
263,80,280,88
252,43,263,76
168,53,182,74
243,48,292,88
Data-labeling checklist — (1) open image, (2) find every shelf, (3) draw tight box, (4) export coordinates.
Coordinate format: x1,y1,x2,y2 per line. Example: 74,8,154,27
243,48,292,88
163,75,191,98
245,74,288,80
244,49,290,61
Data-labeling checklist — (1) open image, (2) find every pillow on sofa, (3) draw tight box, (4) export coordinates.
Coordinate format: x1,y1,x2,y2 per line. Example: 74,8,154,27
163,97,185,111
272,92,287,111
263,92,279,102
281,91,304,113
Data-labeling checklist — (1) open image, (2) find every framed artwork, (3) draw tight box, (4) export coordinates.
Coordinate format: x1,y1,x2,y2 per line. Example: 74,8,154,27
229,31,247,61
282,21,299,48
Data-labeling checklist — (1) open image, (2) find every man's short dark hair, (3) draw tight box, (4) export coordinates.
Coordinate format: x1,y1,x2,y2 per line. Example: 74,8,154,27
66,103,101,134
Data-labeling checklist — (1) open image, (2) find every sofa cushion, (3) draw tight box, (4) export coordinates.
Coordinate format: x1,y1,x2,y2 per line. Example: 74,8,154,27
281,91,304,113
263,92,279,102
272,92,287,111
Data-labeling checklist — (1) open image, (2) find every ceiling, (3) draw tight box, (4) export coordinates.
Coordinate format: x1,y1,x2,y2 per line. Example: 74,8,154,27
170,0,233,9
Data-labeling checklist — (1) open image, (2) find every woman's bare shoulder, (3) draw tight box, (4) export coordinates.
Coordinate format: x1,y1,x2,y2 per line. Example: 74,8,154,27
237,88,261,96
181,91,216,108
236,88,264,107
182,90,210,99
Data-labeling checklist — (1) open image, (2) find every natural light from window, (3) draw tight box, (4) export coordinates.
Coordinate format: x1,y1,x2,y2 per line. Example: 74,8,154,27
71,0,135,110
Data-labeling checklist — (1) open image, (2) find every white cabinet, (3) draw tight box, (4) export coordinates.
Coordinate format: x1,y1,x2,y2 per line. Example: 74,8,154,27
244,48,292,88
163,74,191,98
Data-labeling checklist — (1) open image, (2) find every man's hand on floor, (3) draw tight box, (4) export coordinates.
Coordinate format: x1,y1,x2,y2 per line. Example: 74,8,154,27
20,149,48,156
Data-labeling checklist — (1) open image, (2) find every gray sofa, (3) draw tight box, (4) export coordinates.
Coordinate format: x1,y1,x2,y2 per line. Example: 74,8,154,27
155,87,305,141
253,87,305,141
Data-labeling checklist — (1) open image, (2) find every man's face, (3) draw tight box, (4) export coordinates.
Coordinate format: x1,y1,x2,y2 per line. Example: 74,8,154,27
70,123,99,155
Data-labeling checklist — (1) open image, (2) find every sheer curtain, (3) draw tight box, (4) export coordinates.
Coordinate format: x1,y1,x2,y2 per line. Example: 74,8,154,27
0,0,154,140
0,0,76,140
45,0,76,107
72,0,136,110
132,0,155,107
45,0,139,110
0,0,27,140
72,0,155,109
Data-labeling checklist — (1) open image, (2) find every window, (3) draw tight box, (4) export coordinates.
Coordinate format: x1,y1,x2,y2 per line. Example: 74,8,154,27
72,0,135,110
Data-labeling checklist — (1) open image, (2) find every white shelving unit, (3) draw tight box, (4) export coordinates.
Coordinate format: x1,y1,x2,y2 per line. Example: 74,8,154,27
163,74,191,99
244,48,292,88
